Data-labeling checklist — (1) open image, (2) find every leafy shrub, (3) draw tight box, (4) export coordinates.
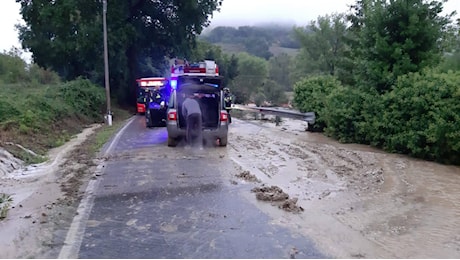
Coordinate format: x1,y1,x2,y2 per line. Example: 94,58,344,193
1,77,106,158
380,70,460,164
0,100,20,122
323,87,365,142
57,78,106,121
261,79,288,106
293,75,343,131
254,92,266,107
28,64,61,85
0,52,28,84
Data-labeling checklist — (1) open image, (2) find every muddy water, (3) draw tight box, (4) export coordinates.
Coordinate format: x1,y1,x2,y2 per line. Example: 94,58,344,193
228,117,460,258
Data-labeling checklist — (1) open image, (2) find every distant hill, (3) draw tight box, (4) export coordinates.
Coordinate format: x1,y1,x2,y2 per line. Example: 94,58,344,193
200,25,301,59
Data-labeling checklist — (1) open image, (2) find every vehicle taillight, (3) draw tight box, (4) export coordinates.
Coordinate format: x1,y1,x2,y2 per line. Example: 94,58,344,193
215,65,219,75
220,111,228,121
168,111,177,121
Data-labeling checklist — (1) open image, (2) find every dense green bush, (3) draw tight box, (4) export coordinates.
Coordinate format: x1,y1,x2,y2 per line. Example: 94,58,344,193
323,87,366,143
1,78,105,140
0,100,20,122
380,70,460,164
0,52,29,84
293,75,343,131
57,78,106,120
0,51,60,85
293,70,459,164
28,64,60,85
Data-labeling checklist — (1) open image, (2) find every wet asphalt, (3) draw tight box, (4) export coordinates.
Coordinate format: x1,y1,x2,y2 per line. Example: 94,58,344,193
76,116,326,259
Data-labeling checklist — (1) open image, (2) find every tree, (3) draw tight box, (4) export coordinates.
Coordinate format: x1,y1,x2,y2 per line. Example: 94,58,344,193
261,79,287,106
348,0,454,93
16,0,222,105
229,52,268,104
293,13,349,78
244,37,272,60
189,40,239,87
437,19,460,72
289,49,317,85
0,48,29,83
268,53,292,91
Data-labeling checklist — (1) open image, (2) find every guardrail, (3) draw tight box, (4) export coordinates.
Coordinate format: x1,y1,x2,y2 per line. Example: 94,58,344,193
232,104,316,125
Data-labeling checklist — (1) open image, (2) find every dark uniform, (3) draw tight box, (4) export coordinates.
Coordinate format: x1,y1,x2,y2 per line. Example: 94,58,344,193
223,88,233,123
145,89,167,127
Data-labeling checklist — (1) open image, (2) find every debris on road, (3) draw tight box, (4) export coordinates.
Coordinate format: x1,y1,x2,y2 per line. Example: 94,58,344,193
235,170,261,182
251,185,304,213
279,197,304,213
251,185,289,202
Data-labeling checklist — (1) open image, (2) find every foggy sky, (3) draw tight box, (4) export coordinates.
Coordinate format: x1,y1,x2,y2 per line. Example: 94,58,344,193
208,0,356,27
1,0,458,53
208,0,459,28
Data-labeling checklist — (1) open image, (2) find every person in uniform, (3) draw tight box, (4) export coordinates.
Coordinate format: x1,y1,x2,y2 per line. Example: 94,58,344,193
223,87,233,123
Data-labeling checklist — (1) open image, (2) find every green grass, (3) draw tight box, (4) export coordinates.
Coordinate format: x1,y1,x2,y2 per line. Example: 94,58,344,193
90,107,132,154
0,53,135,221
0,78,107,161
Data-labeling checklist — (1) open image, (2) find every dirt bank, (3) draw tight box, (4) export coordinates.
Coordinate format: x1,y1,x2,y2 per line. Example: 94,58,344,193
0,125,103,258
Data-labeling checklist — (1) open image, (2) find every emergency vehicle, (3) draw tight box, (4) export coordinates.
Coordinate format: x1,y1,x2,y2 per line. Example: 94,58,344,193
166,59,229,147
135,77,167,114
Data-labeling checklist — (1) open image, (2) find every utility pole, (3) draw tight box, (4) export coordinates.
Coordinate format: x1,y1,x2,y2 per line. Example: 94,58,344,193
103,0,112,126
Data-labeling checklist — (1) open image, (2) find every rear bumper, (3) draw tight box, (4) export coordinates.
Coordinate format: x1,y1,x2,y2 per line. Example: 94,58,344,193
147,108,167,126
167,122,228,139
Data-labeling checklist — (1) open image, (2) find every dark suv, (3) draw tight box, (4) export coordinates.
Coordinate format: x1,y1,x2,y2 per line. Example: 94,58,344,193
166,75,229,147
145,88,168,127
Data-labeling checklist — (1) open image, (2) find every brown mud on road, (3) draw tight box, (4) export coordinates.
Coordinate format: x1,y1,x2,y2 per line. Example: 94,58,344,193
251,184,304,213
1,114,460,258
235,170,261,183
0,124,104,258
229,116,460,258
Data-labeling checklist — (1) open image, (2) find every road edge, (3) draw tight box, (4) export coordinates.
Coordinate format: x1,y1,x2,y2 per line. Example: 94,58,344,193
57,116,136,259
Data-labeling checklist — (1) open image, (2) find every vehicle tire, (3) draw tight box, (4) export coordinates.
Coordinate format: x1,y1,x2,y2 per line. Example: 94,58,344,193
167,136,177,147
146,111,152,128
219,137,227,147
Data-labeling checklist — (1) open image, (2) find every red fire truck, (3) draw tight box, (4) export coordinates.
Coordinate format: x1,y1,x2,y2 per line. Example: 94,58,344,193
136,77,167,114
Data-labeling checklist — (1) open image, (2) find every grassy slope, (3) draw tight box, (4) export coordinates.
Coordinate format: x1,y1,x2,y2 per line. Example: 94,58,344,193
0,79,132,164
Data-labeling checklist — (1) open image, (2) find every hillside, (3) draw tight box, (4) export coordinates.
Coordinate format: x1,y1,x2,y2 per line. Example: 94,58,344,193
200,25,301,59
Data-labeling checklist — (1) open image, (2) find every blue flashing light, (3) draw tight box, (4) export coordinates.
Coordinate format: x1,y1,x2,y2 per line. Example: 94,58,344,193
170,79,177,89
204,83,219,88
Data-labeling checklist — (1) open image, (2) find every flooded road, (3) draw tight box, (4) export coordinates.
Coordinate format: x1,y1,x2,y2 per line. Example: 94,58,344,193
41,114,460,258
229,117,460,258
65,116,325,258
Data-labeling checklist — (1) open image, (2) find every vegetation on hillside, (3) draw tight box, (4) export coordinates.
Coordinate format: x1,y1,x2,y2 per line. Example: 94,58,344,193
7,0,460,165
201,1,460,165
0,51,129,163
201,25,301,59
292,0,459,165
